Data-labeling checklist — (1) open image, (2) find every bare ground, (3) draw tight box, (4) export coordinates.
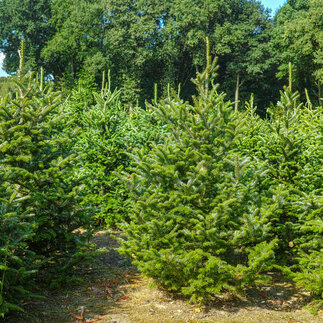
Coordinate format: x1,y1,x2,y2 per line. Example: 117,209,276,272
4,230,323,323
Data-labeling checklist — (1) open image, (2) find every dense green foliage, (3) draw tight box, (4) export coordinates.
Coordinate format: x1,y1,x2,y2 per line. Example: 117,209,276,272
63,74,168,226
240,82,323,300
0,68,167,317
0,72,96,317
0,0,322,318
119,58,322,304
0,0,53,72
1,0,322,110
0,59,322,317
0,184,37,317
272,0,323,104
0,77,15,97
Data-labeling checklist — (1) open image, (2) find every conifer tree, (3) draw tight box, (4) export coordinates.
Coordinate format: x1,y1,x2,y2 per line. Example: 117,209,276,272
0,182,37,317
0,65,94,281
239,73,323,305
63,72,168,227
119,51,278,303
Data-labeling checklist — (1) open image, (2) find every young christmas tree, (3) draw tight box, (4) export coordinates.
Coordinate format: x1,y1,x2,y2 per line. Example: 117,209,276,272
62,71,169,227
239,67,323,307
119,43,278,303
0,181,38,317
0,42,95,291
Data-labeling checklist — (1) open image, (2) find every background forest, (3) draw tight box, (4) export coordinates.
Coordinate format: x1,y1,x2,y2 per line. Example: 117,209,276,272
0,0,323,110
0,0,322,319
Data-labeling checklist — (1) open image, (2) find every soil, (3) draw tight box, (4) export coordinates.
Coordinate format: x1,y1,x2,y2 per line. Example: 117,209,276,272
4,230,323,323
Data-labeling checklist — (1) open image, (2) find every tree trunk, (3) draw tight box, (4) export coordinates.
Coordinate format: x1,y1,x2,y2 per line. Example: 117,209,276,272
235,72,240,112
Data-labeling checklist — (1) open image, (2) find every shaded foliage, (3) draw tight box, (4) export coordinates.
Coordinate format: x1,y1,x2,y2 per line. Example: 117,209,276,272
62,72,168,227
4,0,322,109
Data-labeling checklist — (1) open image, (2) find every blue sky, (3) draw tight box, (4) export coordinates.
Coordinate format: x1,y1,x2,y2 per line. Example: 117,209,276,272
261,0,286,15
0,0,286,78
0,53,7,77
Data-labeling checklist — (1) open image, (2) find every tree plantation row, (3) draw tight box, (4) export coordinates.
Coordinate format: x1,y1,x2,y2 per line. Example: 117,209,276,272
0,0,322,112
0,47,322,317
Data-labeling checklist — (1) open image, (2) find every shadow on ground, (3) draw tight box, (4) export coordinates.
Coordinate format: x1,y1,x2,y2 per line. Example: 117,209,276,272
4,230,322,323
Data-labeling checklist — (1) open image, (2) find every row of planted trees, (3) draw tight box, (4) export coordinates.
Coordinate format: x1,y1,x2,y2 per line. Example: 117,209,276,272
1,52,322,317
119,59,322,307
0,69,97,316
0,50,167,316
